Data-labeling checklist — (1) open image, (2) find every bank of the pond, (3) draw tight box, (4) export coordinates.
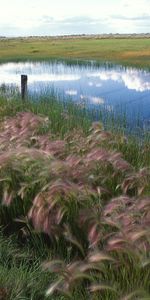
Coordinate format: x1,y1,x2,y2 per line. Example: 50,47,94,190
0,90,149,139
0,95,149,161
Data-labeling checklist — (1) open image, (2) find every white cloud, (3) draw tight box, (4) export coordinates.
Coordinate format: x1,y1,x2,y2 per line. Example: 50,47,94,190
90,97,104,104
80,94,105,105
65,90,78,95
122,72,150,92
88,82,94,86
121,0,150,16
0,73,81,84
0,62,150,95
95,83,102,87
109,0,150,32
88,69,150,92
0,62,81,85
0,0,150,35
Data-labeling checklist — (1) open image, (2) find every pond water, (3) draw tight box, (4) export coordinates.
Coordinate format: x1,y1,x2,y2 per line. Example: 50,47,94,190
0,60,150,130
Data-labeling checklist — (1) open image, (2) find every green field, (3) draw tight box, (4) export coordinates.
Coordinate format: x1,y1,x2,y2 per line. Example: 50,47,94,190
0,37,150,68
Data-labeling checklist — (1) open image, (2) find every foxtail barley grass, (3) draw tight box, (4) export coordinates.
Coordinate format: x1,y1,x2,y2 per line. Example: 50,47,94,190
0,92,149,299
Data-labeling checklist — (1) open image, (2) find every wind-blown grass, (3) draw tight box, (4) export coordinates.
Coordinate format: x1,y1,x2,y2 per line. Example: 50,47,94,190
0,96,149,299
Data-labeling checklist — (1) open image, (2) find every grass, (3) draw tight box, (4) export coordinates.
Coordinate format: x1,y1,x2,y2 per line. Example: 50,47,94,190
0,92,150,300
0,230,50,300
0,92,92,136
0,37,150,69
0,86,148,139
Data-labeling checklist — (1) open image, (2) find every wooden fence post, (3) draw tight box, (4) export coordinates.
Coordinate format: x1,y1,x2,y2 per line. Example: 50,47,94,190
21,75,28,100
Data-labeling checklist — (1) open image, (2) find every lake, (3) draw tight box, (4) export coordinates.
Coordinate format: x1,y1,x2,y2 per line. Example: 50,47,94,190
0,60,150,130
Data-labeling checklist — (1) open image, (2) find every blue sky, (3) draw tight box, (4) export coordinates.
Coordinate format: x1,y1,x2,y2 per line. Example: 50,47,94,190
0,0,150,36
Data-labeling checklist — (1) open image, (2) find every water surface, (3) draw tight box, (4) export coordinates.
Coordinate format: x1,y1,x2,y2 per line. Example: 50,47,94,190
0,60,150,130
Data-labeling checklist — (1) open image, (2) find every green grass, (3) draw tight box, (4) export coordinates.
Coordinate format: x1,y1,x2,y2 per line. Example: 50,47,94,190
1,227,150,300
0,93,92,137
0,37,150,69
0,233,50,300
0,228,89,300
0,87,148,139
0,227,92,300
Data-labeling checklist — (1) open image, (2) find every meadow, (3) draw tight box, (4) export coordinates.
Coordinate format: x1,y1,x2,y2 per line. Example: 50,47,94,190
0,36,150,68
0,90,150,299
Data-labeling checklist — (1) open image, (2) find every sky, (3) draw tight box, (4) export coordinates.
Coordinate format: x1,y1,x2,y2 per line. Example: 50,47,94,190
0,0,150,36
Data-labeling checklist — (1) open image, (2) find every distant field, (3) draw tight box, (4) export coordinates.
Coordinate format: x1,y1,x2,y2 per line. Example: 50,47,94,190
0,37,150,68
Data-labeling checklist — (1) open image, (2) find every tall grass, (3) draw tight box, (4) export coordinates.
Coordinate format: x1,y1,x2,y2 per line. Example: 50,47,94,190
0,85,149,139
0,92,92,136
0,93,149,299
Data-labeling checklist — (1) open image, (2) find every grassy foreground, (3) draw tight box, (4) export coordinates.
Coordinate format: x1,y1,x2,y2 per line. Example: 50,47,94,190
0,37,150,68
0,95,150,300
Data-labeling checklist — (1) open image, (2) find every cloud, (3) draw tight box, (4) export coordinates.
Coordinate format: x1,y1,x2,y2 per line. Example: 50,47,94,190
108,0,150,33
58,16,106,25
122,72,150,92
39,16,55,25
0,73,81,85
0,0,150,35
0,25,20,36
121,0,150,15
111,14,150,21
65,90,78,96
1,62,150,94
79,95,105,105
0,63,81,84
88,70,150,92
95,83,102,87
31,15,110,36
90,97,104,104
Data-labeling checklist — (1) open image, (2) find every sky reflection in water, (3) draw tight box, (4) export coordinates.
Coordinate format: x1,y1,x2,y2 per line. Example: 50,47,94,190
0,60,150,129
